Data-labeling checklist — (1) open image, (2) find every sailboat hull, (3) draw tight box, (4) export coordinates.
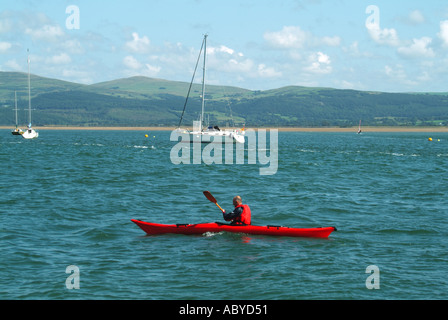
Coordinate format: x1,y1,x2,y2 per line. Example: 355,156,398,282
232,133,245,144
11,130,23,136
22,129,39,139
189,131,245,144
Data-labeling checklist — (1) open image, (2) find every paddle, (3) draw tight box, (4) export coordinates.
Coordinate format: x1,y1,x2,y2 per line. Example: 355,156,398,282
203,191,225,213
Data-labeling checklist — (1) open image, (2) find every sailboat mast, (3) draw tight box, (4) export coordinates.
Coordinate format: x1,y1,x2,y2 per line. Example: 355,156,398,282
14,91,18,128
200,34,207,131
27,49,31,127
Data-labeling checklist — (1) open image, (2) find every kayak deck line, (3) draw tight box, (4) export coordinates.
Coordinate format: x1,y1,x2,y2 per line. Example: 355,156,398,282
131,219,337,238
171,222,337,231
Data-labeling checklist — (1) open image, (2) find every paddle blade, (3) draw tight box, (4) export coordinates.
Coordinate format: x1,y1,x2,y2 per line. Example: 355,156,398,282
203,191,217,203
203,191,225,213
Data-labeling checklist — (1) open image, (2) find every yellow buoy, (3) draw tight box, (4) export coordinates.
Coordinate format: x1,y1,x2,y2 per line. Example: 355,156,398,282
428,137,432,141
145,134,148,138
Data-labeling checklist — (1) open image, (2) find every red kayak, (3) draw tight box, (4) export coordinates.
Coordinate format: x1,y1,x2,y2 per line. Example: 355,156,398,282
131,219,336,238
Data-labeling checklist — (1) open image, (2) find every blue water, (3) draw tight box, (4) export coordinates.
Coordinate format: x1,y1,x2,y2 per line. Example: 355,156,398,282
1,130,447,300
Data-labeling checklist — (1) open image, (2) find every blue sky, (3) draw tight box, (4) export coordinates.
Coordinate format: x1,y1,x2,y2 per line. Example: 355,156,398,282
1,0,448,92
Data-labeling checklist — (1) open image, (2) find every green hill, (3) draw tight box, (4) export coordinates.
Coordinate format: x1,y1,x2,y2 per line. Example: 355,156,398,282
91,76,250,99
1,71,448,127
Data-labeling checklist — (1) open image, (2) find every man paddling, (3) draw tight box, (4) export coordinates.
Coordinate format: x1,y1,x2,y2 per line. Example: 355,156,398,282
222,196,251,225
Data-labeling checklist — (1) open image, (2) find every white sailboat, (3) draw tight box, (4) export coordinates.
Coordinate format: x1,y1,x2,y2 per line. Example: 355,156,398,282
22,49,39,140
11,91,24,135
177,35,245,144
357,120,362,134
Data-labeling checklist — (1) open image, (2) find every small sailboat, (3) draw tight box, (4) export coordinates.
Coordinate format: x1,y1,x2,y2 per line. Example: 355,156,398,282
177,35,245,144
22,49,38,140
357,120,362,134
11,91,24,135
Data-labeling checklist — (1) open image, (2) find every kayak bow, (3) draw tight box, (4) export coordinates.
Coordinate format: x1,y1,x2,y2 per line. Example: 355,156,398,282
131,219,336,238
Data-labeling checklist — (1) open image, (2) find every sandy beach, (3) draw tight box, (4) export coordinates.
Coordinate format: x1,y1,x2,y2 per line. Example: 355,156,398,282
2,126,448,132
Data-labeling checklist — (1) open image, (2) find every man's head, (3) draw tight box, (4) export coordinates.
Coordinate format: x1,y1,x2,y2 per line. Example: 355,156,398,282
233,196,242,207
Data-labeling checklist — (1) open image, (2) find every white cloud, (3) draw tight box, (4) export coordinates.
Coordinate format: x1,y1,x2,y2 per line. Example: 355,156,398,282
385,65,404,79
123,55,161,77
144,64,161,76
46,53,72,65
397,37,434,58
208,45,235,55
408,10,425,25
207,44,254,73
125,32,151,53
384,64,417,87
200,42,282,82
0,41,12,53
367,25,400,46
62,69,93,84
63,39,85,54
417,71,431,83
304,52,332,74
264,25,341,49
25,24,64,41
3,59,21,71
342,41,373,58
257,64,282,78
123,55,142,70
264,26,308,49
218,57,254,73
438,20,448,47
338,80,356,90
321,36,341,47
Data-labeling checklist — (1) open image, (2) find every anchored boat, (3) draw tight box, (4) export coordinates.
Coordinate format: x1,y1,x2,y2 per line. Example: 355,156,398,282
176,35,245,144
22,49,38,140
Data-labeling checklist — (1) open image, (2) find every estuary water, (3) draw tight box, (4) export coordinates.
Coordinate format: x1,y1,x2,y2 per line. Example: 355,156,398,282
1,129,447,300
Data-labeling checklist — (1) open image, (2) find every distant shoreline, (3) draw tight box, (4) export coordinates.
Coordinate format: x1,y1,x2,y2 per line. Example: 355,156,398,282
2,126,448,132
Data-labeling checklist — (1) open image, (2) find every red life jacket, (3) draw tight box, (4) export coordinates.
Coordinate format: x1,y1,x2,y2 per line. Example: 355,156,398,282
234,204,251,225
